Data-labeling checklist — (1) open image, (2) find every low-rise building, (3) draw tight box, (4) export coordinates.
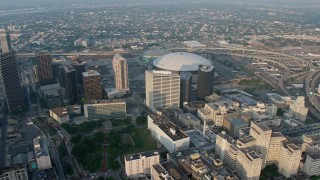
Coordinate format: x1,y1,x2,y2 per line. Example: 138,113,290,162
151,161,189,180
178,113,201,127
0,164,28,180
124,150,159,178
33,136,52,170
148,115,190,153
84,100,126,120
49,107,70,124
223,118,249,138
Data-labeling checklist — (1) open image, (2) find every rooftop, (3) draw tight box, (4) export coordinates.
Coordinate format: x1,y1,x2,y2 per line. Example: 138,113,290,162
149,115,189,141
125,150,159,161
50,107,68,117
33,136,50,158
153,52,212,72
82,70,100,77
39,83,60,91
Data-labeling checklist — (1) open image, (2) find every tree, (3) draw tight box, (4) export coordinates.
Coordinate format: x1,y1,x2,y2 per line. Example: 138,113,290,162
136,116,147,124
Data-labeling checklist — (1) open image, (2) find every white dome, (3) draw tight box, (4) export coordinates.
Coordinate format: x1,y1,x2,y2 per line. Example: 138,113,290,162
153,52,212,72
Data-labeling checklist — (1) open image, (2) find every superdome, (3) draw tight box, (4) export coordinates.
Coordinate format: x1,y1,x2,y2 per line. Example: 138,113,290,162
153,52,212,72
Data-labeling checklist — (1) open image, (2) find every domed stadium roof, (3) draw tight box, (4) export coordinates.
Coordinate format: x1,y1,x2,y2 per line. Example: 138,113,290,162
153,52,211,72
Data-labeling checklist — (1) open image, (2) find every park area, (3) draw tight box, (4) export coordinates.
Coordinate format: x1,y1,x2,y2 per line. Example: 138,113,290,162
60,119,157,173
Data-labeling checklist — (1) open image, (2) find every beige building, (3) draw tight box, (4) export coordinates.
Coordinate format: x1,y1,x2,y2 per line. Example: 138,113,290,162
278,143,302,178
215,131,238,170
84,100,126,120
33,136,52,170
113,54,129,92
49,107,70,124
288,96,308,123
151,161,189,180
124,151,159,177
266,132,286,165
198,102,227,126
249,122,272,167
145,70,180,112
82,70,102,100
236,149,262,180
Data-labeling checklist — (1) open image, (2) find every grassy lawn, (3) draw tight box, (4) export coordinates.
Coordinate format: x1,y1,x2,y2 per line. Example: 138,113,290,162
260,165,280,180
311,176,320,180
111,118,131,127
115,128,157,165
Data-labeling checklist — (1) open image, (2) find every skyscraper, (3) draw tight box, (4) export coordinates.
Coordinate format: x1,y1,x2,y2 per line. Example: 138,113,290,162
37,53,53,85
145,70,180,112
112,54,129,92
180,72,192,107
73,62,86,98
63,65,78,105
0,52,25,113
0,31,12,53
0,31,24,113
82,70,102,100
197,65,214,100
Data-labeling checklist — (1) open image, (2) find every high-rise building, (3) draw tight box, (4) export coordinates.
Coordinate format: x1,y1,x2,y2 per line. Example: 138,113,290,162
145,70,180,112
278,142,302,178
124,150,160,177
302,154,320,177
215,131,238,170
180,72,192,107
0,51,25,113
73,62,86,98
0,31,12,53
289,96,308,122
236,149,262,180
249,122,272,168
197,65,214,100
63,65,78,105
266,132,286,165
82,70,102,100
37,53,53,85
112,54,129,92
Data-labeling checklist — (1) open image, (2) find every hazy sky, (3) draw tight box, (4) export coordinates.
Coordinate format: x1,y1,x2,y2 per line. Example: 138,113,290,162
1,0,320,8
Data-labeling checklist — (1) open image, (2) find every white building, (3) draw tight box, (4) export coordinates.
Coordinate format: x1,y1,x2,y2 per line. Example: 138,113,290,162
145,70,180,112
249,122,272,167
148,115,190,153
302,154,320,176
288,96,308,123
33,136,52,170
49,107,70,124
124,150,159,178
236,149,262,180
278,143,302,178
74,38,88,47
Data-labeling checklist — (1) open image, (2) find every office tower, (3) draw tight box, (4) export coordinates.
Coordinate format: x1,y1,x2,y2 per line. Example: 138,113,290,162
278,143,302,178
0,31,12,53
82,70,102,100
180,72,192,107
0,51,25,113
84,100,126,120
145,70,180,112
63,65,78,105
37,53,53,85
303,154,320,177
197,65,214,100
73,62,86,98
51,63,60,83
249,122,272,168
113,54,129,92
124,150,159,177
289,96,308,122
